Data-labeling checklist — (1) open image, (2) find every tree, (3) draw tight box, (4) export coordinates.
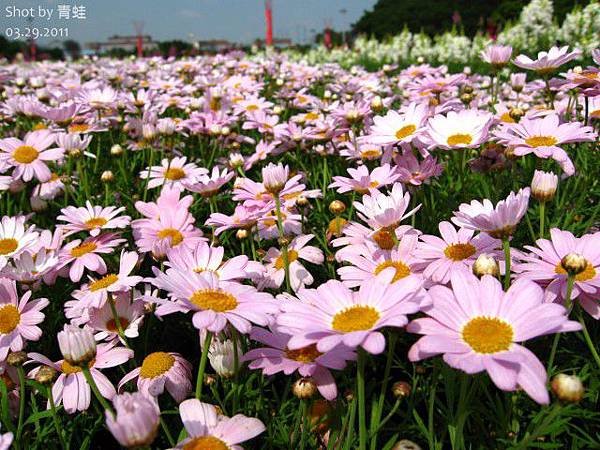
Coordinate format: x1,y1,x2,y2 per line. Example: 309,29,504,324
63,40,81,60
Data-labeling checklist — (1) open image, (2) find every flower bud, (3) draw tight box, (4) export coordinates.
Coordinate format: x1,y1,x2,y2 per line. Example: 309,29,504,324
531,170,558,202
208,338,241,378
101,171,114,183
391,381,412,398
472,254,500,278
551,374,584,403
460,93,473,105
370,95,383,112
278,236,291,247
296,195,309,207
35,366,57,385
293,377,317,399
57,324,96,367
393,440,422,450
106,392,160,448
236,229,249,240
508,107,525,122
560,253,587,276
262,162,288,195
329,200,346,215
6,351,27,367
110,144,123,156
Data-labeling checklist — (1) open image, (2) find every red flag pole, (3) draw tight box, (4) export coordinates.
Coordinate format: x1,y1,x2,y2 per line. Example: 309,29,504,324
265,0,273,47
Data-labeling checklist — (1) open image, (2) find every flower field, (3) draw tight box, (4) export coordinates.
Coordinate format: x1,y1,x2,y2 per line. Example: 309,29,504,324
0,37,599,450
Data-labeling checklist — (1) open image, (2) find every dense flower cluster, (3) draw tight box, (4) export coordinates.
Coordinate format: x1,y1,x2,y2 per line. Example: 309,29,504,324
0,30,598,449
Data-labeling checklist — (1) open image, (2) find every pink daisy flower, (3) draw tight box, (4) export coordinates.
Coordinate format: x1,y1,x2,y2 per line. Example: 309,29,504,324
262,234,324,292
58,202,131,237
513,46,582,75
184,166,235,197
206,205,263,236
451,188,530,239
175,399,265,449
353,183,421,232
88,293,145,342
337,234,424,288
0,130,64,183
132,207,205,260
513,228,600,305
151,270,277,334
165,241,250,282
407,272,581,404
75,251,143,308
394,151,443,186
57,233,126,282
422,109,493,150
243,327,356,400
0,277,48,360
118,351,192,403
278,274,424,355
28,341,133,413
480,44,512,67
134,185,193,220
415,221,500,284
363,102,429,146
329,164,399,195
493,114,596,176
139,156,207,190
0,216,39,270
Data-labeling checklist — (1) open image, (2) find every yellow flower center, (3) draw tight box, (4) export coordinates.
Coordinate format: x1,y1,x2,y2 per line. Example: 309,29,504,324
61,358,95,374
182,436,229,450
285,344,322,363
246,104,259,111
500,112,515,123
164,167,186,180
0,305,20,334
68,123,90,133
140,352,175,379
304,112,319,121
360,148,382,160
374,261,411,282
70,241,98,258
85,217,108,230
89,273,119,292
12,145,39,164
0,238,18,255
444,243,477,261
395,124,416,140
274,249,298,270
189,290,238,312
157,228,184,246
525,136,557,148
106,317,130,332
446,134,473,146
372,229,395,250
555,261,596,282
331,305,380,333
327,217,347,236
462,317,513,354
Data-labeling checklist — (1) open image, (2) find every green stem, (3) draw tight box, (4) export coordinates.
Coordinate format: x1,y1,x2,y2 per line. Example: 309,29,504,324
47,385,68,450
16,367,26,443
195,332,213,399
539,201,546,239
82,366,114,417
108,296,129,348
502,238,511,290
274,196,292,292
515,403,561,450
547,275,574,372
357,350,367,450
576,306,600,370
369,333,397,450
160,416,175,447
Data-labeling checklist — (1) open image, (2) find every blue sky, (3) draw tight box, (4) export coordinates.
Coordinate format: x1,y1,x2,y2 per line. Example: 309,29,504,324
2,0,377,46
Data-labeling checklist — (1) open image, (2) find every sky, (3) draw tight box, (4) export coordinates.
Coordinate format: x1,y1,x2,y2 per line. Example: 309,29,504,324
1,0,377,47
